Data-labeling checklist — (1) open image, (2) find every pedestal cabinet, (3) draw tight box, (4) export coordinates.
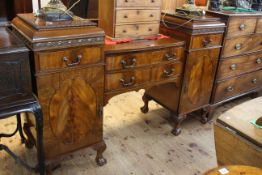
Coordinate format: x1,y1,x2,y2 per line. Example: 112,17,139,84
207,11,262,116
146,12,225,135
11,14,107,166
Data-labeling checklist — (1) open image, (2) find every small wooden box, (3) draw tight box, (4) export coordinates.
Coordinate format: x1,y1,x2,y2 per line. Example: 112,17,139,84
99,0,161,40
214,105,262,168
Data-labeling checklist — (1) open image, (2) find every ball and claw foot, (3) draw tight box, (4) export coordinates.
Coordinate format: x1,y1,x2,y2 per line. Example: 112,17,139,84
171,128,181,136
96,157,107,166
140,105,149,113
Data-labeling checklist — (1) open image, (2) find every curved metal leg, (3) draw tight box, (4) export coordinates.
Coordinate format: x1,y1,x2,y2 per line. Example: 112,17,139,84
17,114,26,144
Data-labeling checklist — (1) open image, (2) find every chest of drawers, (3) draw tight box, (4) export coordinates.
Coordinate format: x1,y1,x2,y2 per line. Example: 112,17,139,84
11,14,107,167
104,38,185,105
99,0,161,40
145,13,225,135
208,11,262,107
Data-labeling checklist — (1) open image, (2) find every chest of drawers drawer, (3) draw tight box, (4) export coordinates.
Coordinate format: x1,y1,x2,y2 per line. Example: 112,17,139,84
105,68,151,91
116,0,161,7
222,34,262,58
151,62,183,81
115,9,160,24
106,47,183,71
36,46,102,72
213,70,262,103
190,34,223,49
115,23,159,39
226,17,257,37
217,52,262,80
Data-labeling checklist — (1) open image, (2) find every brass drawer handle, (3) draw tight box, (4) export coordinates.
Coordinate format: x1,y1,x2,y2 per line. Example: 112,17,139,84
125,0,128,2
151,0,155,2
165,53,176,61
226,86,234,92
120,77,135,87
239,24,246,31
62,55,82,67
202,38,213,47
252,78,257,84
123,30,127,33
124,15,128,18
235,43,242,50
230,64,237,70
121,58,136,69
256,58,262,64
149,14,154,17
148,28,152,32
163,68,175,78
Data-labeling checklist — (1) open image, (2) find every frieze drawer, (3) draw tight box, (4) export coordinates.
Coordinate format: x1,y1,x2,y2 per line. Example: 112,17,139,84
36,46,102,72
213,70,262,103
216,52,262,80
226,17,257,37
190,34,223,50
222,35,262,58
105,47,184,71
115,9,160,24
105,68,151,91
115,23,159,39
116,0,161,7
151,62,183,81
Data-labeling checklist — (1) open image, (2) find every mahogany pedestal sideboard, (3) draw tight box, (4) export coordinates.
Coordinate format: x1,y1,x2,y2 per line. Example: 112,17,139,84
11,14,107,168
144,12,225,135
207,11,262,118
214,97,262,168
104,38,185,106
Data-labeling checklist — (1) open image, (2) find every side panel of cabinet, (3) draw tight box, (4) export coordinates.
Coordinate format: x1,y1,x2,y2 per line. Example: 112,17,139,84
179,49,220,114
36,66,104,160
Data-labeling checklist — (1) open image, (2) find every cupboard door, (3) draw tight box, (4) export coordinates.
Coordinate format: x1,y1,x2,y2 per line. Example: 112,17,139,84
179,49,220,114
37,66,104,159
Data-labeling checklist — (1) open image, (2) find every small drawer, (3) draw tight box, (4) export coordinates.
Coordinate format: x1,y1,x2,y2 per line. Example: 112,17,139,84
151,62,183,81
36,47,102,72
105,68,151,91
217,52,262,80
106,47,184,71
222,35,262,58
190,34,223,49
115,23,159,38
226,17,256,37
115,9,160,24
256,18,262,34
213,70,262,103
116,0,161,7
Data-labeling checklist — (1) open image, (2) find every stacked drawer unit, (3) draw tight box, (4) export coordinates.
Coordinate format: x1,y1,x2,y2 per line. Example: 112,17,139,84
103,38,185,105
208,12,262,104
99,0,161,40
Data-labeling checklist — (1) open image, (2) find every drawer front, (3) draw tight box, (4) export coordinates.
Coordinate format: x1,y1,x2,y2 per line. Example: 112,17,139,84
105,69,151,91
256,18,262,34
115,23,159,38
227,17,256,37
190,34,223,49
37,47,102,72
116,0,161,7
222,35,262,58
106,47,184,71
217,52,262,80
213,70,262,103
151,62,183,81
115,9,160,24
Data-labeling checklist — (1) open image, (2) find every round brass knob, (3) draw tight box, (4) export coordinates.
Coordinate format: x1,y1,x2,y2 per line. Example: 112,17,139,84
239,24,246,31
230,64,237,70
256,58,262,64
226,86,234,92
252,78,257,84
235,43,242,50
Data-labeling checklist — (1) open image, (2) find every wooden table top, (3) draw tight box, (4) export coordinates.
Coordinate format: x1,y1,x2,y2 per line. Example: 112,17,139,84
204,165,262,175
104,37,185,54
217,97,262,147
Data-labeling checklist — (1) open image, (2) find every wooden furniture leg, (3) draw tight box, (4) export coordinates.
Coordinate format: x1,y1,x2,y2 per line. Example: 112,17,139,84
200,106,215,124
140,93,152,114
93,141,107,166
171,114,187,136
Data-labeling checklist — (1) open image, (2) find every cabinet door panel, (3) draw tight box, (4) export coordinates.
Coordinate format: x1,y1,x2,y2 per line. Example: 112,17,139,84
179,49,220,114
37,66,104,159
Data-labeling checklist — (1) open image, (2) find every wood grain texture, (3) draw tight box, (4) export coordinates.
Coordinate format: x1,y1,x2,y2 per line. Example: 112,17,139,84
213,70,262,103
161,0,186,10
256,18,262,34
226,17,257,38
190,34,223,50
116,0,161,7
179,49,220,114
151,62,183,81
205,166,262,175
216,52,262,81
